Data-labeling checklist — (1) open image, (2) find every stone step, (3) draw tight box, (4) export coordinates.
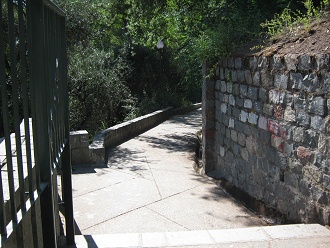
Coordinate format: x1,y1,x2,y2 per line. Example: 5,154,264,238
71,224,330,248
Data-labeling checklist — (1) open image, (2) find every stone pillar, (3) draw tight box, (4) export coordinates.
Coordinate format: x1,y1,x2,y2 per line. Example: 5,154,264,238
202,62,216,173
70,130,91,165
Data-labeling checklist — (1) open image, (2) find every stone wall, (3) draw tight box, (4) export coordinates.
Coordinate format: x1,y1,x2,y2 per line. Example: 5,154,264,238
202,54,330,225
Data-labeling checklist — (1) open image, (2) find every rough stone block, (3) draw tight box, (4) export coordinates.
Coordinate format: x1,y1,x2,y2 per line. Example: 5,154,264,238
235,57,242,69
248,113,258,125
298,54,311,70
238,132,246,146
257,56,268,69
233,143,241,156
248,87,258,100
220,68,225,80
285,93,293,107
232,83,240,95
274,73,289,90
244,99,253,109
253,71,260,86
240,85,248,98
238,70,245,82
229,94,235,106
265,146,276,163
258,116,268,130
241,148,249,162
260,69,273,87
311,115,324,131
224,94,229,103
220,145,225,157
283,142,293,157
296,146,312,161
293,95,307,111
245,70,253,85
229,118,235,128
271,134,283,151
249,56,258,70
246,136,257,153
233,108,241,119
253,101,263,113
316,54,329,71
270,55,283,70
284,107,296,123
318,134,330,156
231,70,238,82
305,129,318,148
302,73,319,93
263,104,274,116
215,80,221,90
236,97,244,108
259,88,268,102
221,81,227,92
221,103,227,113
228,57,235,68
231,130,238,143
227,82,233,93
321,74,330,94
290,73,303,90
284,172,299,189
308,96,325,116
293,126,305,143
269,89,280,105
218,92,224,102
284,54,298,71
239,110,248,123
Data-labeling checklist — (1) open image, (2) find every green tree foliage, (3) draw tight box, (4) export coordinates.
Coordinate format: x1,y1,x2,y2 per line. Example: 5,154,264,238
68,46,131,135
50,0,329,135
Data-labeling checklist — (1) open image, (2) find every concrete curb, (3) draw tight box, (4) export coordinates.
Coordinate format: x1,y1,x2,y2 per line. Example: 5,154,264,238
72,224,330,248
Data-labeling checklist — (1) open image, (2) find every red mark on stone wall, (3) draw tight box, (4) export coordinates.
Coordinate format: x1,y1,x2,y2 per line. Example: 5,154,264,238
268,120,280,136
267,120,288,139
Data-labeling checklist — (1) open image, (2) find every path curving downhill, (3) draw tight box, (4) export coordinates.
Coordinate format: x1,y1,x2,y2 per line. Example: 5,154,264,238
68,108,330,247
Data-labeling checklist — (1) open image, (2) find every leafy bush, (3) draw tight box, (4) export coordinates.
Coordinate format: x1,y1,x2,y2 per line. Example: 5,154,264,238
68,46,132,135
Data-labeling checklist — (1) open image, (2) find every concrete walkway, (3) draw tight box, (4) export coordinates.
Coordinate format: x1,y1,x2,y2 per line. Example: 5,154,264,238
68,109,330,247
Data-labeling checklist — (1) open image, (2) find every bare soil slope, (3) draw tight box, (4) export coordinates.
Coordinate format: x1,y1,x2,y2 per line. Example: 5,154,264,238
241,14,330,56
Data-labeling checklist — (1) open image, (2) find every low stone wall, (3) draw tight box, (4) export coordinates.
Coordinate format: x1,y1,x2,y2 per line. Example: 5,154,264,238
202,54,330,225
70,107,174,165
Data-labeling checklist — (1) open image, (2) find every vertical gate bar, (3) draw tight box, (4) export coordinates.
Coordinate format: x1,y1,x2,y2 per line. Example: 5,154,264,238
26,0,40,191
18,0,34,202
0,167,7,238
28,1,57,247
60,13,75,245
0,1,8,238
56,14,64,154
2,0,17,225
7,0,27,214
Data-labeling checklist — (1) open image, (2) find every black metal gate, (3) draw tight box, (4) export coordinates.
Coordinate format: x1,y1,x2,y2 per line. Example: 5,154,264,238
0,0,74,247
